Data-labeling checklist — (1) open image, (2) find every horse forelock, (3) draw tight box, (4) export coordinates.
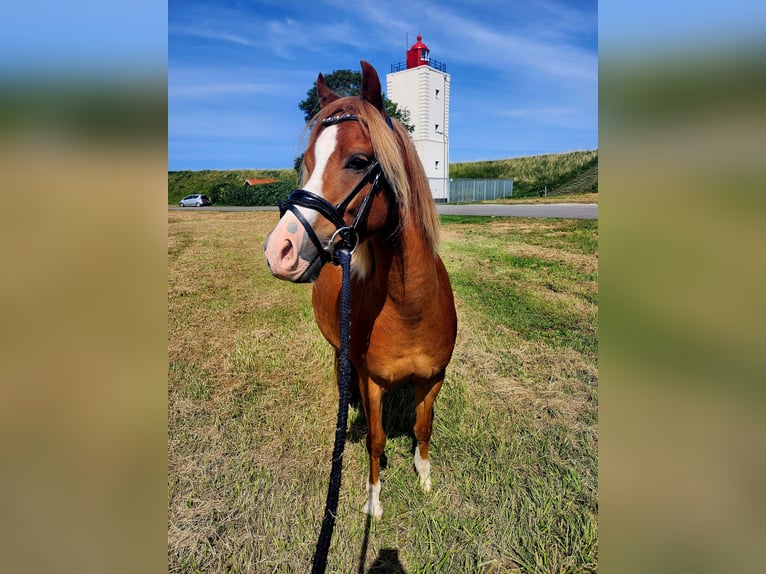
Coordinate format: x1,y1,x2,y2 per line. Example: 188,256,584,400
306,97,440,252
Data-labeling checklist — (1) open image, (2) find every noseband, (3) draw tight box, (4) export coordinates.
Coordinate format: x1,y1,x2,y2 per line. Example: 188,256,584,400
278,113,388,266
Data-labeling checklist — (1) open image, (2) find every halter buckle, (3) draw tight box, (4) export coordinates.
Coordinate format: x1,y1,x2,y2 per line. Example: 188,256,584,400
327,226,359,261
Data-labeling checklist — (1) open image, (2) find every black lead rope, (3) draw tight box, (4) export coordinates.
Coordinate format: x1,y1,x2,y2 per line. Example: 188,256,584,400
311,247,353,574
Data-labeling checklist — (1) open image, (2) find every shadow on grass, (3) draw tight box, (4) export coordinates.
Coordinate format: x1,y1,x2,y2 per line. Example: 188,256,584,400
357,515,408,574
347,382,417,445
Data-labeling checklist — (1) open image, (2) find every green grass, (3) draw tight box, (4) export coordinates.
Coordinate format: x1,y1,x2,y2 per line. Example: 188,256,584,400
168,212,597,573
548,164,598,197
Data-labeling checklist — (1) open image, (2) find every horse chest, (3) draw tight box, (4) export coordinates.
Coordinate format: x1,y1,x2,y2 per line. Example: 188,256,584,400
355,303,453,385
363,345,445,387
311,246,456,387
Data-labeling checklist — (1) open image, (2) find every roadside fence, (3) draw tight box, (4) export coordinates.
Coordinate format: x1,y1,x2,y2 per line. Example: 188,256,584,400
448,179,513,202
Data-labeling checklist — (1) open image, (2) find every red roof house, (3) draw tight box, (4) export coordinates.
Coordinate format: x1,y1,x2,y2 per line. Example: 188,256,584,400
244,178,280,186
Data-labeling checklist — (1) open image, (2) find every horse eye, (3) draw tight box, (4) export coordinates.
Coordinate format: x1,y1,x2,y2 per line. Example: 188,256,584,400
346,156,371,171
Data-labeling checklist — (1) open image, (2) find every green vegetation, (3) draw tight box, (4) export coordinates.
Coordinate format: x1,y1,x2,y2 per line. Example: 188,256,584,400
451,150,598,198
169,150,597,206
168,212,597,572
297,68,414,132
548,163,598,197
168,169,298,205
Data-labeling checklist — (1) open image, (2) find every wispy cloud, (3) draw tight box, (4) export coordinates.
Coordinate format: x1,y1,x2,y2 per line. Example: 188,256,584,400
169,24,258,48
306,0,597,83
423,4,596,84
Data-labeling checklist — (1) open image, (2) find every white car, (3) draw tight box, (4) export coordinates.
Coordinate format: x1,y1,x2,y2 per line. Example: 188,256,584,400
178,194,211,207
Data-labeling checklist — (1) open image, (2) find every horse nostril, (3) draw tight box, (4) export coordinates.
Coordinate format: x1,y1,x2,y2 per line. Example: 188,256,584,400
279,238,294,261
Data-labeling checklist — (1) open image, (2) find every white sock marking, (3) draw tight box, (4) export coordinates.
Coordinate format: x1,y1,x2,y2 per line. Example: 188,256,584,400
363,480,383,519
414,448,432,492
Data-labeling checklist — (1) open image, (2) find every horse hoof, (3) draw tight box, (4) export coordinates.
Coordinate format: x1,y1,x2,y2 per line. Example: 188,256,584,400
362,499,384,519
364,481,383,519
420,475,432,493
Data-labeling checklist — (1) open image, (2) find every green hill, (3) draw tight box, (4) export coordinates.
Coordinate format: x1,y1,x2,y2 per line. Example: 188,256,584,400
168,150,597,204
548,162,598,196
451,150,597,198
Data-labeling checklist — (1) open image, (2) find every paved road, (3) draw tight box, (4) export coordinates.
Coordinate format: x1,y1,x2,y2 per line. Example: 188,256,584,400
437,203,597,219
170,203,598,219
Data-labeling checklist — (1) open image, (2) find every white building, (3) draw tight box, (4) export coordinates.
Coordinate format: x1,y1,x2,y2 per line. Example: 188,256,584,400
386,35,451,202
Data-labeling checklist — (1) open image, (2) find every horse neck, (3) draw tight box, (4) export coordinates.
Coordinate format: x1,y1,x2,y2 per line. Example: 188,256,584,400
366,216,439,306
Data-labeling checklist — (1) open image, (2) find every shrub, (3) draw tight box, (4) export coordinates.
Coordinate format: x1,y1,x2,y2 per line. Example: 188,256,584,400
216,181,294,206
168,169,298,205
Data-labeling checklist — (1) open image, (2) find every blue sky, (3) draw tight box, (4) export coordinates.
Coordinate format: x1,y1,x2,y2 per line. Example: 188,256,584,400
168,0,598,170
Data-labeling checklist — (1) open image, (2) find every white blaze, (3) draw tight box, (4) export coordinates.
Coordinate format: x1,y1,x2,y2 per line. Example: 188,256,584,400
299,125,338,224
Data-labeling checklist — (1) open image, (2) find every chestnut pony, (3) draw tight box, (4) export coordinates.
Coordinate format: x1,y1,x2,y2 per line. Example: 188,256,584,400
264,61,457,519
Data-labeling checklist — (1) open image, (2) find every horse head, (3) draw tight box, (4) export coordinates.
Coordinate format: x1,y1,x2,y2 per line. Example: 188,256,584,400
264,61,397,283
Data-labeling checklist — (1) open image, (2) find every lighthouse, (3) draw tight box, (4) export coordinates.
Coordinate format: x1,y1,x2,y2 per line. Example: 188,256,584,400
387,35,451,202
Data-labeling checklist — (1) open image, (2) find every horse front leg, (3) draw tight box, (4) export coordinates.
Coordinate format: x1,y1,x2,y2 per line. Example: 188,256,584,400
334,350,361,407
359,375,385,519
413,375,444,493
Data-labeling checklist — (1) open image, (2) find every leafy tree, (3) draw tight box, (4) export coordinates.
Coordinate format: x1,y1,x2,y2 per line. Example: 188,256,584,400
298,69,414,133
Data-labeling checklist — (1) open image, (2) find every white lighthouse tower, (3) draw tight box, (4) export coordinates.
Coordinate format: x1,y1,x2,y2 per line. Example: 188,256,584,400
387,35,450,202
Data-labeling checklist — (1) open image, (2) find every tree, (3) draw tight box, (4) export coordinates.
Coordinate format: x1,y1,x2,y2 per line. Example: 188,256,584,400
298,69,414,133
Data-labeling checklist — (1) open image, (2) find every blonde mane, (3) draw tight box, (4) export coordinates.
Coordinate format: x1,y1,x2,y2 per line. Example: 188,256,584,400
305,97,440,252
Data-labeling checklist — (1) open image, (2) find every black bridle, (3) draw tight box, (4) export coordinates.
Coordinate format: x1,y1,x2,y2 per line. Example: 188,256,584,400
278,113,387,266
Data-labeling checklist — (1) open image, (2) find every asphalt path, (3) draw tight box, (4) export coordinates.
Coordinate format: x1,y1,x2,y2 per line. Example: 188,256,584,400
437,203,597,219
170,203,597,219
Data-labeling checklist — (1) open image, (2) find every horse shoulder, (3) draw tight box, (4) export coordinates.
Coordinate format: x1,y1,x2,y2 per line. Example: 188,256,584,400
312,266,342,350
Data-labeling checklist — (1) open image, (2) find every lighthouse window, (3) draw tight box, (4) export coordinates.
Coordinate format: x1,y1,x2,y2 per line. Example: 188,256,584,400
435,123,439,132
435,160,440,170
421,49,429,62
435,89,440,99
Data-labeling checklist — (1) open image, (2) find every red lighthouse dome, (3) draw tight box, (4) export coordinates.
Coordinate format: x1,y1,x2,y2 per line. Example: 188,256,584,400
406,35,430,69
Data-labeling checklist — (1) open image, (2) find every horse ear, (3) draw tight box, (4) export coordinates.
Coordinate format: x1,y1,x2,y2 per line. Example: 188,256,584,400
317,73,340,108
360,60,385,114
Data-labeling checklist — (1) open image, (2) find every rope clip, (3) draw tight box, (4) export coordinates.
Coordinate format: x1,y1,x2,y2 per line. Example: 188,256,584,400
327,226,359,263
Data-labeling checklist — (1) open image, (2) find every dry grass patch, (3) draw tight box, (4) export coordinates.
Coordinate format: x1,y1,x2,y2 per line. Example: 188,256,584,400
485,192,598,205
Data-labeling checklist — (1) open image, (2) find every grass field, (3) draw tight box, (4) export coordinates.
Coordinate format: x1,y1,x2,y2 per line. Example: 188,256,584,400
168,211,598,573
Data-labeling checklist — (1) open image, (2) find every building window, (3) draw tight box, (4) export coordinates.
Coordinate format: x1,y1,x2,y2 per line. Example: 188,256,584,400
435,89,440,98
435,160,440,170
435,123,439,132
